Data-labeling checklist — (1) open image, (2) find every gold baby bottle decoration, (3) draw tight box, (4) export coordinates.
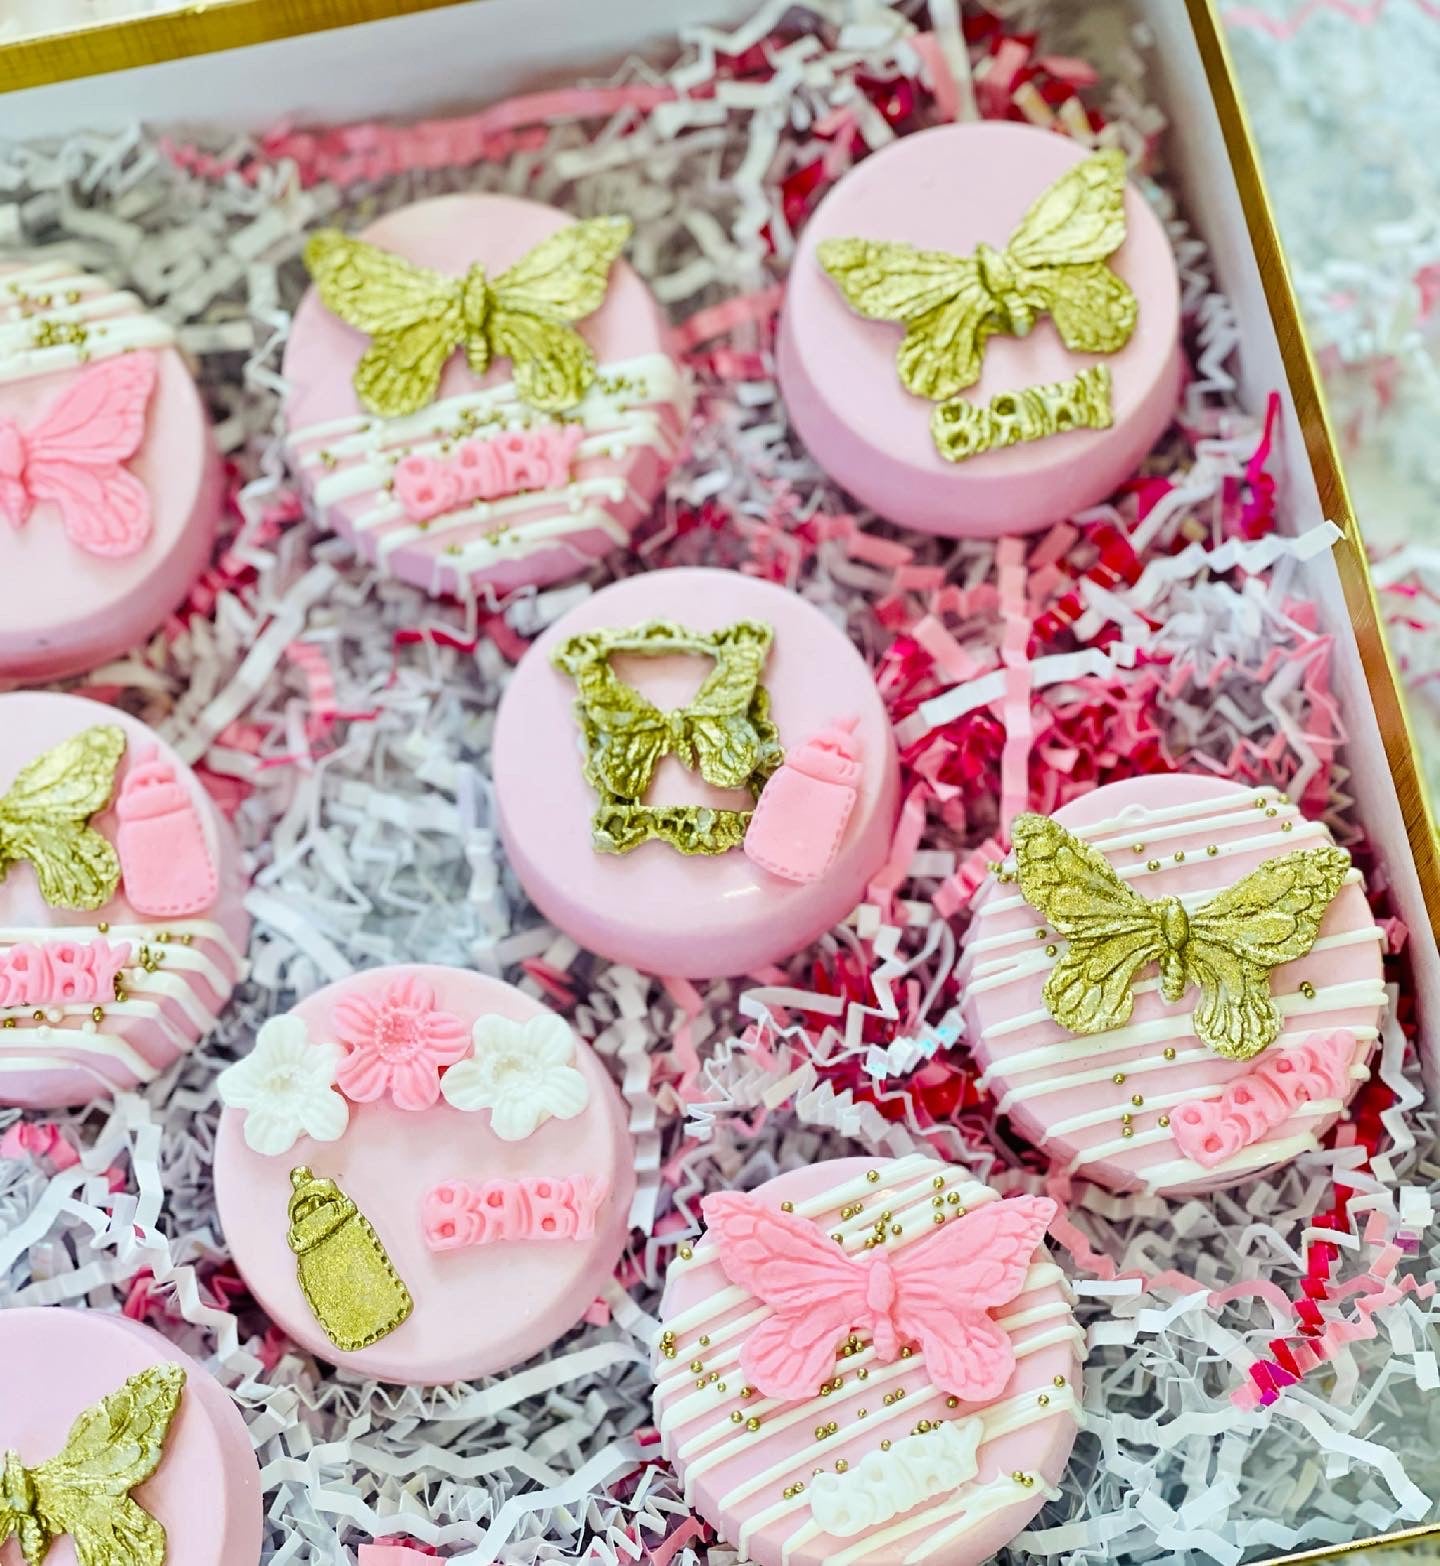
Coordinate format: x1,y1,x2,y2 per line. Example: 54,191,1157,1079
286,1166,413,1352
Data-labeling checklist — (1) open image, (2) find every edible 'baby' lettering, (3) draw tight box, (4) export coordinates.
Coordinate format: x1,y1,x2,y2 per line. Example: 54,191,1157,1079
930,364,1114,464
809,1417,982,1537
0,936,132,1008
422,1174,609,1251
394,423,584,523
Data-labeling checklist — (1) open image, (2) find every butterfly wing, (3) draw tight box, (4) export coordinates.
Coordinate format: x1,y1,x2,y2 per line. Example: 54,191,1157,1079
702,1192,871,1400
890,1195,1057,1402
303,229,465,417
0,725,126,910
28,1363,184,1566
487,216,632,411
1004,148,1138,355
1183,845,1352,1060
1011,813,1167,1035
28,463,151,558
685,625,772,789
817,238,1002,401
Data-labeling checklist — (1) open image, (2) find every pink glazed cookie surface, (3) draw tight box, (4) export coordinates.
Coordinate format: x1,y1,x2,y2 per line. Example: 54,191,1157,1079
958,776,1386,1197
283,194,688,599
0,1307,262,1566
213,965,635,1384
0,693,248,1111
0,260,222,681
492,568,900,979
654,1156,1081,1566
778,122,1181,538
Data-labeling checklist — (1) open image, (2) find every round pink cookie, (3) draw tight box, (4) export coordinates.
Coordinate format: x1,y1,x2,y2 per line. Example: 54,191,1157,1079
492,568,900,979
213,965,635,1384
283,194,688,599
654,1156,1081,1566
778,122,1182,538
0,693,248,1111
0,1307,262,1566
0,260,222,681
959,776,1386,1196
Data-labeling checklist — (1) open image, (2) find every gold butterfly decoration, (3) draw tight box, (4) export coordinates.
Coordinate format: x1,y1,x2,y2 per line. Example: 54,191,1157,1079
0,1362,185,1566
304,215,634,419
0,725,126,911
1010,814,1351,1062
818,148,1138,404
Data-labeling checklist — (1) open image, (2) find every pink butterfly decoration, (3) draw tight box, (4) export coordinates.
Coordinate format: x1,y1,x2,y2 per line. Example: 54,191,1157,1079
701,1190,1057,1404
0,352,157,558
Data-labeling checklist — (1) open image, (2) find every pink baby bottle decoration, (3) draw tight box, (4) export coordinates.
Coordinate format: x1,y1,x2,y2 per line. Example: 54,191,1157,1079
744,717,863,884
115,747,218,917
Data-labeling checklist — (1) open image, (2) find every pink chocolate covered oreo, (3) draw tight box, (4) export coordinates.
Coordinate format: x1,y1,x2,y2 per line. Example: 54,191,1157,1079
0,260,223,680
654,1156,1081,1566
959,776,1386,1196
492,568,900,979
778,123,1181,537
0,693,248,1111
0,1307,262,1566
283,194,689,599
213,965,635,1384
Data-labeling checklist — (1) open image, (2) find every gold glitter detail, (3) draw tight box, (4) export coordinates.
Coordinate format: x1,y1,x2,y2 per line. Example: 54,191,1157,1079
1012,812,1352,1060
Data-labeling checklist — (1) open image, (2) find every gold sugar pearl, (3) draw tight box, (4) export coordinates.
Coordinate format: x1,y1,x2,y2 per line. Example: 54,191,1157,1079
1173,851,1185,863
856,1368,869,1381
890,1224,902,1237
946,1193,963,1207
690,1359,703,1372
932,1174,945,1189
694,1378,707,1389
1034,928,1047,939
946,1396,959,1408
835,1459,849,1474
707,1372,719,1383
881,1440,892,1451
1038,1393,1050,1406
866,1170,880,1183
698,1336,710,1346
742,1386,755,1398
1265,807,1278,818
1163,1047,1177,1060
915,1420,932,1434
1146,859,1161,871
932,1214,946,1225
1255,797,1268,809
1132,842,1145,854
97,921,109,934
858,1407,868,1418
746,1416,761,1431
678,1246,693,1260
1112,1073,1126,1085
1121,1127,1134,1139
1158,1115,1171,1128
91,1006,104,1023
1300,981,1316,1000
1054,1376,1067,1387
1130,1094,1144,1107
781,1201,795,1213
899,1346,913,1358
1045,944,1058,957
1206,844,1219,857
832,1233,844,1244
731,1411,744,1424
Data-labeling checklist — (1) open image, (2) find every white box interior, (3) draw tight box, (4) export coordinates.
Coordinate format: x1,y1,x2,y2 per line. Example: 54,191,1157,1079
8,0,1435,1081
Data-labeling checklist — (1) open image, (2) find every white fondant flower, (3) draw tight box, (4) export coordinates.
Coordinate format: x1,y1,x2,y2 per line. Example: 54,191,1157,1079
440,1012,590,1140
217,1014,349,1156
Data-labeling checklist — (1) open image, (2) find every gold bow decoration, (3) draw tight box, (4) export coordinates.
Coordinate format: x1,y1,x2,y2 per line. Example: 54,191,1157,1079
552,620,784,856
304,215,633,419
0,725,126,911
1,1362,185,1566
818,148,1137,404
1010,814,1351,1062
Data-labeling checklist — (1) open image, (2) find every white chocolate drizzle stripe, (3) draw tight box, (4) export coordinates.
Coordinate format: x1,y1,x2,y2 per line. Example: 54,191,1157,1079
371,478,638,559
994,1026,1377,1115
1036,790,1285,843
968,922,1382,990
287,352,685,450
981,858,1361,921
1039,1059,1370,1142
0,1025,159,1080
979,977,1388,1048
0,920,244,974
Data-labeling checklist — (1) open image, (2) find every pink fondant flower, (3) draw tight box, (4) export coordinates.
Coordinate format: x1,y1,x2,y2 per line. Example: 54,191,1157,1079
332,974,469,1111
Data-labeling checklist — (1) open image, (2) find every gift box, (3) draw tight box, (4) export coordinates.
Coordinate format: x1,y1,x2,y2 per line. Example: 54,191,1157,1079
4,4,1440,1566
